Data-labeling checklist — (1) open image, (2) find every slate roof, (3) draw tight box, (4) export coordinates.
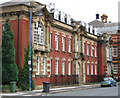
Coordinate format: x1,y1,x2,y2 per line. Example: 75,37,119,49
88,20,104,28
89,19,119,34
0,0,42,8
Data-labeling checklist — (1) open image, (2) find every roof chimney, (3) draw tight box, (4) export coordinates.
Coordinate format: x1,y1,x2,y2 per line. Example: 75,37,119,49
101,14,108,23
96,13,99,20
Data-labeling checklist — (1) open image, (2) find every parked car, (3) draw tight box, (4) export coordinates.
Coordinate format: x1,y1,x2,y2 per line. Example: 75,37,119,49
101,77,116,87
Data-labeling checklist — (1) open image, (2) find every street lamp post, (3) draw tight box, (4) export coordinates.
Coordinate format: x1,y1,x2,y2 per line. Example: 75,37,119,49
104,34,107,78
28,2,45,91
28,8,32,91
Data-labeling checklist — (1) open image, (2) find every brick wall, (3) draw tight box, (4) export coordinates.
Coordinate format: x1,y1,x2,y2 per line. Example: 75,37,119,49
49,27,73,75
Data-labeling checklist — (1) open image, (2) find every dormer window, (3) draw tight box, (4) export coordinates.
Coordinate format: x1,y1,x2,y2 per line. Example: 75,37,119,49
59,12,61,21
34,21,44,44
65,14,67,23
59,14,61,20
54,9,59,20
93,29,95,34
67,15,71,25
61,12,65,22
88,28,90,33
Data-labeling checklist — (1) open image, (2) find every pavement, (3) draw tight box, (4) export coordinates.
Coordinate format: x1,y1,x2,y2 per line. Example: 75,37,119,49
1,84,101,96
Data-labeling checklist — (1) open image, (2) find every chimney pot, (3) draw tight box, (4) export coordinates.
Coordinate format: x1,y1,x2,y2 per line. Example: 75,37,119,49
96,13,99,20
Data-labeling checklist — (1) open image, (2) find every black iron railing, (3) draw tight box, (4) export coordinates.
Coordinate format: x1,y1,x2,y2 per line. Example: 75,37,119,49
50,75,79,86
50,75,104,86
87,75,104,83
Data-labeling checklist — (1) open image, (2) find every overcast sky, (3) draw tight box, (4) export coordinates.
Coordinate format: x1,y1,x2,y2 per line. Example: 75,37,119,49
0,0,120,23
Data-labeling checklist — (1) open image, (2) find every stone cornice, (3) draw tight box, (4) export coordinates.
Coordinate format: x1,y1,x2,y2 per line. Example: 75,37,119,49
0,3,31,9
51,23,73,33
80,33,98,41
85,35,97,41
0,10,29,17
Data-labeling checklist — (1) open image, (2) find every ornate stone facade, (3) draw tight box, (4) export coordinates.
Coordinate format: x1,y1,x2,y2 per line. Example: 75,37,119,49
0,1,113,88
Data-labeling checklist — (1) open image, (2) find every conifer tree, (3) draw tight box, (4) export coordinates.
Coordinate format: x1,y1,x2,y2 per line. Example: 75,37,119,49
18,47,35,90
2,17,18,84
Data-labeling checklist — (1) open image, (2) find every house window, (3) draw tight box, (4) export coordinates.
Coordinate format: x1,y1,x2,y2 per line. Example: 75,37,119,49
55,60,58,75
113,63,118,74
43,57,46,75
95,46,97,57
62,37,65,51
84,43,85,54
62,61,65,75
93,29,95,34
91,64,93,75
36,57,40,75
107,45,109,57
113,47,118,57
34,21,44,44
87,63,89,75
50,59,52,75
55,35,59,50
59,13,61,20
77,40,79,52
95,64,97,75
88,28,90,33
68,61,71,75
50,33,52,49
91,45,94,56
87,44,89,56
68,38,71,52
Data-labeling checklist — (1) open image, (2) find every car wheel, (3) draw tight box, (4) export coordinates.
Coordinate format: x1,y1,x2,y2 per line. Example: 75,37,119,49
101,85,103,87
110,83,113,87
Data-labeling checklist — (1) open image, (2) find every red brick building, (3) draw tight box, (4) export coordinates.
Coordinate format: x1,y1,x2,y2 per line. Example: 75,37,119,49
117,29,120,80
89,14,114,78
0,1,111,88
0,1,75,88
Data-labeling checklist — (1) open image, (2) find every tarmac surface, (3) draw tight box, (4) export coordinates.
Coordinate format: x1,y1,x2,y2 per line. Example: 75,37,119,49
1,84,101,96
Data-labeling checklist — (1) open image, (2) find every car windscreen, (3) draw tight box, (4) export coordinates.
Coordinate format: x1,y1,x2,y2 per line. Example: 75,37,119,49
104,78,109,81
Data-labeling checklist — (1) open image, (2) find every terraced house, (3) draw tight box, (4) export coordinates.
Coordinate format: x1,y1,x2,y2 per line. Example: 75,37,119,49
0,0,113,88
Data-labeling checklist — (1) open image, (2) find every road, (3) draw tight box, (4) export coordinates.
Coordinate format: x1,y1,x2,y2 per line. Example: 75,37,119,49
46,86,118,96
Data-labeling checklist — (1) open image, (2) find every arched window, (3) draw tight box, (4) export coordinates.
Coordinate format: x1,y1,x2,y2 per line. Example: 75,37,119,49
34,21,44,44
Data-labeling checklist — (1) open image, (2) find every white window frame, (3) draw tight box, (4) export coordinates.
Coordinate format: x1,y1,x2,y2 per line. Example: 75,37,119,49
36,57,40,75
68,61,71,75
55,60,58,75
91,45,94,56
91,64,93,75
62,61,65,75
95,46,97,57
62,37,65,51
77,40,79,51
113,63,118,74
87,44,89,56
43,57,46,75
95,64,97,75
34,21,44,44
50,59,52,75
107,45,109,57
87,63,89,75
55,35,59,50
113,47,118,57
84,43,85,54
50,33,52,49
68,38,71,52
